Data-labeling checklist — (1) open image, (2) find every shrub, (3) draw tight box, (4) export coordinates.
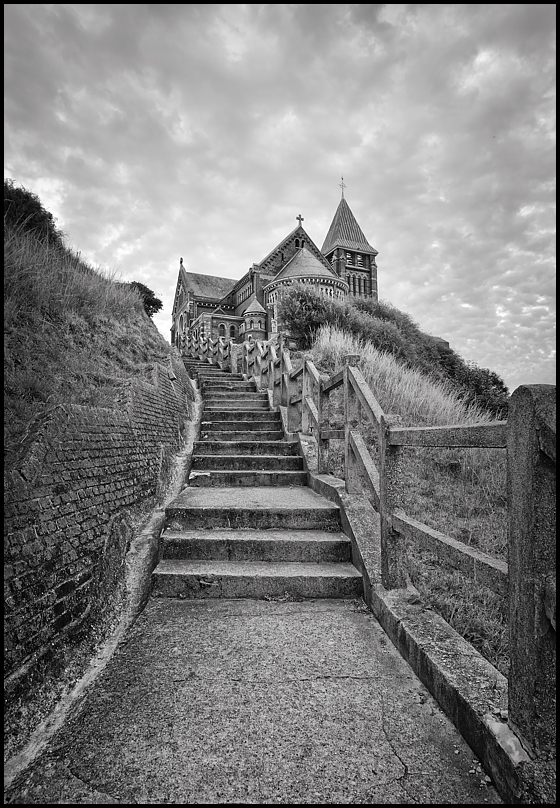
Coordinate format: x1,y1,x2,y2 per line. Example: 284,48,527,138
4,178,65,247
128,281,163,318
278,286,509,418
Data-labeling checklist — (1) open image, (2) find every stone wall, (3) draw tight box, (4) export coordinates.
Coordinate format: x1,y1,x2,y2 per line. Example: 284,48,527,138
4,353,193,704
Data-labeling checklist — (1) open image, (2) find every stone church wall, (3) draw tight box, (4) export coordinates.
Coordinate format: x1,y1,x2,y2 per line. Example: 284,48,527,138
4,353,193,707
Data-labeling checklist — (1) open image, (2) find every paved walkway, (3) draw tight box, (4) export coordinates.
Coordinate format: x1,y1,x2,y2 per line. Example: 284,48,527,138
5,598,502,804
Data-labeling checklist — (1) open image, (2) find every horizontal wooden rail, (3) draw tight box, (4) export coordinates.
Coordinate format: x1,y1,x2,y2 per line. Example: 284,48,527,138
388,422,507,448
320,428,345,440
321,369,344,395
392,512,508,596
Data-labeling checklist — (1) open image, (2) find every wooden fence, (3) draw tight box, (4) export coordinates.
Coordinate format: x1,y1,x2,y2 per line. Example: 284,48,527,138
184,334,556,759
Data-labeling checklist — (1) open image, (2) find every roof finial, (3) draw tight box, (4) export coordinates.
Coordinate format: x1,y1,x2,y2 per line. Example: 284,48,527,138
180,257,183,265
296,213,304,226
339,175,346,198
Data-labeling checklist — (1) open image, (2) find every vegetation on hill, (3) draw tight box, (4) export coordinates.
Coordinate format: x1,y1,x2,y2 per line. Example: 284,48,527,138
278,285,509,418
4,177,66,247
4,181,171,470
306,324,508,675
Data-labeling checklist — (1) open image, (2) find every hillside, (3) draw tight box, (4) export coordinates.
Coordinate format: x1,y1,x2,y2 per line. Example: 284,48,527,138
4,225,173,470
278,285,510,419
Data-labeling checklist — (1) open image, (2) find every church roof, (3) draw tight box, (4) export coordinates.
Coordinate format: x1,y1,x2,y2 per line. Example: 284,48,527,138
321,197,378,256
183,270,234,300
264,247,343,288
243,297,267,315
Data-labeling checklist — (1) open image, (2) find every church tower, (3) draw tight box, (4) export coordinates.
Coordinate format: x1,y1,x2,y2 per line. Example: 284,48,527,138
321,184,378,301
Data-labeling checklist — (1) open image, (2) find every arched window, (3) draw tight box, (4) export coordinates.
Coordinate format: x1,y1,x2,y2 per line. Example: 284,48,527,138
257,320,262,329
301,239,305,248
218,323,225,337
250,320,254,329
179,314,184,332
295,239,300,248
230,325,236,338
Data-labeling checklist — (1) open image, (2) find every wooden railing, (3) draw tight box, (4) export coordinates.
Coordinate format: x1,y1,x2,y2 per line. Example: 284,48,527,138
184,336,556,758
184,333,233,369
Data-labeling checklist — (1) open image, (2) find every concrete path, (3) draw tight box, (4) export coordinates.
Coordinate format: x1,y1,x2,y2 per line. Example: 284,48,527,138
5,598,502,804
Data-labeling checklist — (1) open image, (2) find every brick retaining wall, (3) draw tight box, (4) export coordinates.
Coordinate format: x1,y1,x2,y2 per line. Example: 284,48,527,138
4,354,193,702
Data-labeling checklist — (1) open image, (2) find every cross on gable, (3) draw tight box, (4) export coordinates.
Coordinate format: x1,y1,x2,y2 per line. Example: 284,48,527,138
296,213,304,226
339,176,346,197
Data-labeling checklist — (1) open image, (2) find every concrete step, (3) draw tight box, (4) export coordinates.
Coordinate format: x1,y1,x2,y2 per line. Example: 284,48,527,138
204,401,271,411
202,410,281,422
204,395,270,405
194,440,298,455
192,454,304,471
160,528,353,562
201,417,281,429
165,487,342,530
151,559,363,599
200,430,285,442
192,371,244,380
194,365,243,379
186,364,239,373
203,391,269,400
200,382,257,392
188,470,308,487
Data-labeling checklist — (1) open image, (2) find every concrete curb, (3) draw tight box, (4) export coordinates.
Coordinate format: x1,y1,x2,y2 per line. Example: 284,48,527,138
295,432,554,804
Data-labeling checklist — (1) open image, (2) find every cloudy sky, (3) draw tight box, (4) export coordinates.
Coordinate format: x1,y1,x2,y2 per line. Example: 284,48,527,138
4,4,556,393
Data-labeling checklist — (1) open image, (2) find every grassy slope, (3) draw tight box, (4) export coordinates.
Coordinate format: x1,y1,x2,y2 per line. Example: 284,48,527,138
4,226,174,468
309,325,508,676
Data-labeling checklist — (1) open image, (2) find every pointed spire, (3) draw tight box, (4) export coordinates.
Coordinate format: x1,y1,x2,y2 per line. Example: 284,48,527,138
321,197,378,256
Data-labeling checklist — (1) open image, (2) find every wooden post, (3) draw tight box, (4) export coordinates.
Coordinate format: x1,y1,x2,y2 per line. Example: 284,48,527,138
318,376,330,474
281,350,290,407
230,343,240,374
507,385,556,756
379,412,407,589
343,356,361,493
301,356,313,435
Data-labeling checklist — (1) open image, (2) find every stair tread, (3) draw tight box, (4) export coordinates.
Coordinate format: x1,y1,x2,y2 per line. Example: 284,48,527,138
154,559,361,577
168,486,339,511
162,529,350,542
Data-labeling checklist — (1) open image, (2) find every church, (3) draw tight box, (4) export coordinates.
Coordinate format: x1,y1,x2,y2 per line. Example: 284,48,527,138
170,191,378,348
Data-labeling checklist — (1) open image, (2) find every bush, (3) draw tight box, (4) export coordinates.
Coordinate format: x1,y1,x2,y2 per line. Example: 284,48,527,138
278,285,509,418
4,178,65,247
128,281,163,318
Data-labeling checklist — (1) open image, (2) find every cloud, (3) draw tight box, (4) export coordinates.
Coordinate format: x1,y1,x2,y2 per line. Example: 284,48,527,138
4,3,555,394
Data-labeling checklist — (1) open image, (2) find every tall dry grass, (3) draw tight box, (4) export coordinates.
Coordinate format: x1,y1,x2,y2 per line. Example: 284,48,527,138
4,224,142,326
312,324,495,427
4,224,172,467
310,324,509,675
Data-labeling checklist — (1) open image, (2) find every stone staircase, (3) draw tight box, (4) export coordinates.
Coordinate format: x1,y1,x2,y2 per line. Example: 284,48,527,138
151,359,363,600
